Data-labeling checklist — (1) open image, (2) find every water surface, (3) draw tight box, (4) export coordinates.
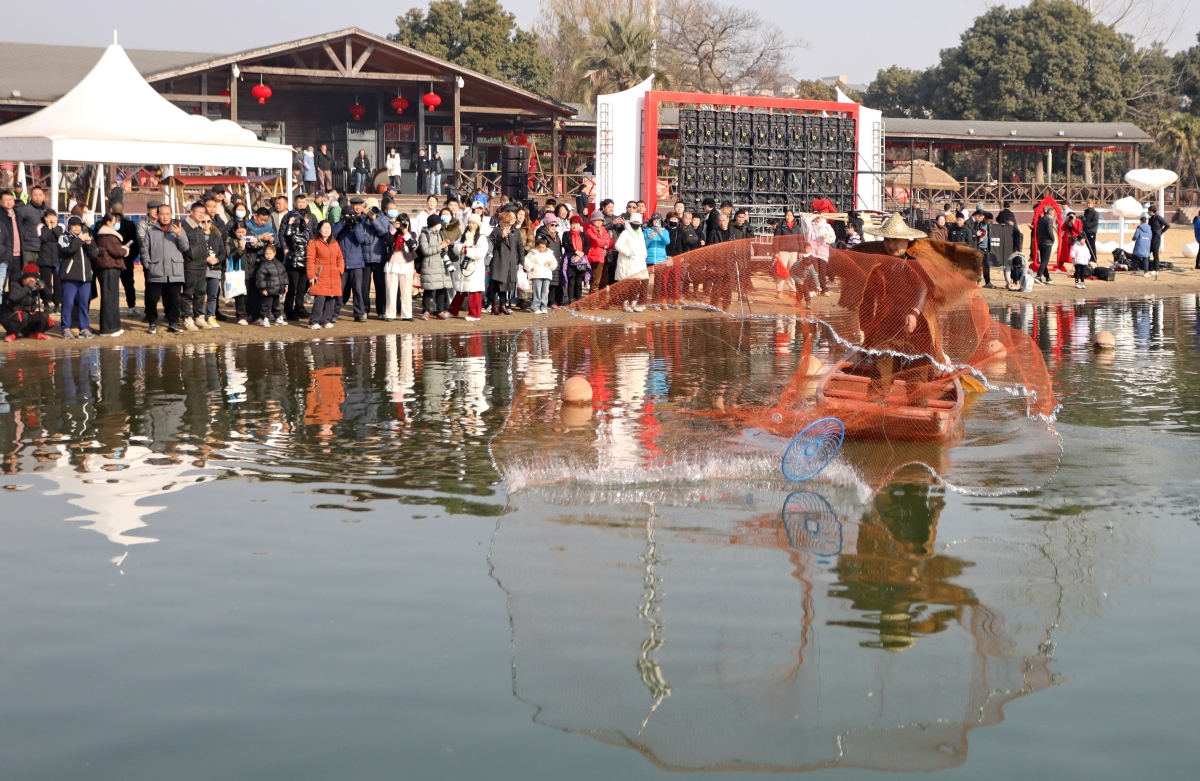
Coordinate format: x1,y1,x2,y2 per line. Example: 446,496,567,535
1,298,1198,779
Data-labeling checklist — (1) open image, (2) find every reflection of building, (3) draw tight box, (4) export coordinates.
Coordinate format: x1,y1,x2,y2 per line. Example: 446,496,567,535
491,482,1059,773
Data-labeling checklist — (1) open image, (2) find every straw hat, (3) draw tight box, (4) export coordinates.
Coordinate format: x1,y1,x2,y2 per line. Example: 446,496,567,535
864,213,927,240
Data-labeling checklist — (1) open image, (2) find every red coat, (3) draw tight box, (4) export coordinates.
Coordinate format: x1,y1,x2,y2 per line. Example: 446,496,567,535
306,238,345,297
585,222,612,265
1057,217,1082,268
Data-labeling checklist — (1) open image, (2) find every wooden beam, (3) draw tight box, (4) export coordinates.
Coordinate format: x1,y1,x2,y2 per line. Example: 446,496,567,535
458,106,539,116
454,78,462,181
322,43,347,75
351,45,375,76
240,65,449,82
551,116,560,181
289,51,308,69
230,67,238,122
345,38,353,79
159,93,231,104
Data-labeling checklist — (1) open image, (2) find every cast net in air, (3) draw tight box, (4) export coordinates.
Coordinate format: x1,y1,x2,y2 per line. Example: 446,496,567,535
490,236,1061,495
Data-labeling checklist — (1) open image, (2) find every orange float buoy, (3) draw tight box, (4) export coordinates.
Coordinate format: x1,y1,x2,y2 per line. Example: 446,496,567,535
800,355,824,377
562,375,593,403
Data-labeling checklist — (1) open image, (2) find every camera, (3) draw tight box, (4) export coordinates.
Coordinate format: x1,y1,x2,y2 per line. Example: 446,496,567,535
343,213,362,227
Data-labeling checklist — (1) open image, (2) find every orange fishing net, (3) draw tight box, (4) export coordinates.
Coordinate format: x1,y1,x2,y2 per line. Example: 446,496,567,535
491,237,1060,495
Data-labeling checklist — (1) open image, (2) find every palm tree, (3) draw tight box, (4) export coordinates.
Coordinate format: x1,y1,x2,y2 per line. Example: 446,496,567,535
574,16,671,102
1157,113,1200,189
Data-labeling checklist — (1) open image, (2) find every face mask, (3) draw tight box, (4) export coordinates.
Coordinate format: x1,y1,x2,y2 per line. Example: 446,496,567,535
441,214,450,224
235,210,247,218
387,209,399,219
112,219,120,229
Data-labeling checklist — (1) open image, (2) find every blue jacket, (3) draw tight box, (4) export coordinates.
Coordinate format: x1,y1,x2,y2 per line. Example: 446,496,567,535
364,213,393,264
245,219,276,246
1132,223,1152,258
644,226,669,265
335,212,391,269
1192,215,1200,244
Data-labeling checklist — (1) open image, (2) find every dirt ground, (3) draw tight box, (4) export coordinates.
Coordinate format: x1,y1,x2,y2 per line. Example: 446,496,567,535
977,221,1200,304
3,225,1197,352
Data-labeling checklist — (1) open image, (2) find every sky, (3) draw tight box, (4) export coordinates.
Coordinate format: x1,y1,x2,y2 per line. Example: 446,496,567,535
6,0,1199,87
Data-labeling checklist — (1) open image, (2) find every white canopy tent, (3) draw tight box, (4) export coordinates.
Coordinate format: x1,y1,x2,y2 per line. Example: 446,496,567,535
0,40,293,210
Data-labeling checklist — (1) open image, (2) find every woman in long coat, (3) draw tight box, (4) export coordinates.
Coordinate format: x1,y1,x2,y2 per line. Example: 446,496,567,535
418,214,452,319
306,220,345,328
488,211,523,315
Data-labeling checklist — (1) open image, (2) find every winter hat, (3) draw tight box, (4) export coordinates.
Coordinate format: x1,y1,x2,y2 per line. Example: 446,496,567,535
628,212,643,225
466,213,482,225
589,211,605,222
427,214,442,228
543,213,558,226
67,216,83,227
22,263,39,276
569,215,583,226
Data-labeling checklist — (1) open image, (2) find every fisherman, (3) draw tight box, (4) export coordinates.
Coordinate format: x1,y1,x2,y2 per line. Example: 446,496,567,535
859,214,942,402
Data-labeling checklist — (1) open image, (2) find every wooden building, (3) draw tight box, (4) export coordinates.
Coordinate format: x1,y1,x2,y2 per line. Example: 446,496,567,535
882,118,1162,207
0,29,574,196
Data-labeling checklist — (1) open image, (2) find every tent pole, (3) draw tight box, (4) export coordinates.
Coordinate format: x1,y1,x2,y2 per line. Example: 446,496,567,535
50,155,59,211
286,166,294,206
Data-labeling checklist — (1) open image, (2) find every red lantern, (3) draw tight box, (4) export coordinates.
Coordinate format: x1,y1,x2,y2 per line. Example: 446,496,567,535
349,103,367,121
251,83,272,104
422,92,442,110
390,96,409,115
218,88,230,97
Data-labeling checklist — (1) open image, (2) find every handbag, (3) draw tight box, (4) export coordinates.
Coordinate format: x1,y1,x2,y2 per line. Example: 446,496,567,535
223,258,247,299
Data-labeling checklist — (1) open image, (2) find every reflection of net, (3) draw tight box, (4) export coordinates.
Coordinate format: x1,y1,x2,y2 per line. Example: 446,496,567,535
490,483,1060,773
493,238,1060,494
782,490,841,556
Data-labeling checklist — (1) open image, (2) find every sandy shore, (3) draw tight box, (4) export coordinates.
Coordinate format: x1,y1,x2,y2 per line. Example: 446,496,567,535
4,226,1196,352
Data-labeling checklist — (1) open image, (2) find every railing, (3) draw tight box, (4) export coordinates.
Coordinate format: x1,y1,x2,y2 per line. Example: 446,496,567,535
962,181,1182,208
454,169,592,200
884,180,1187,212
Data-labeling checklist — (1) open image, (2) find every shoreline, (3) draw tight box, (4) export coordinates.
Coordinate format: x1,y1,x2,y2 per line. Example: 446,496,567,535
3,274,1197,353
5,229,1197,352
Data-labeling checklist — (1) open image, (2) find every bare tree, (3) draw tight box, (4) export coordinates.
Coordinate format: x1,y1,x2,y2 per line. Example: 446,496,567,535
659,0,803,94
1074,0,1186,48
534,0,594,103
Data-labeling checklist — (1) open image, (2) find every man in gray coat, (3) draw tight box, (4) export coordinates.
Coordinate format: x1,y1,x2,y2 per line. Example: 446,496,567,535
141,204,189,334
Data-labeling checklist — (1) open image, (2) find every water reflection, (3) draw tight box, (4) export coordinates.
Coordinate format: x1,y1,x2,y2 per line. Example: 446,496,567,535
993,294,1200,431
4,297,1195,562
0,336,513,564
489,481,1061,772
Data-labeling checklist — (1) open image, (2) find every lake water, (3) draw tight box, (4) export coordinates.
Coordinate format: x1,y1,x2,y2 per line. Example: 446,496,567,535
1,297,1198,780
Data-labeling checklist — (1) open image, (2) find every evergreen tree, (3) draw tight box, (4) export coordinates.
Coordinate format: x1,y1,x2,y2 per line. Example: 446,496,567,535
390,0,553,95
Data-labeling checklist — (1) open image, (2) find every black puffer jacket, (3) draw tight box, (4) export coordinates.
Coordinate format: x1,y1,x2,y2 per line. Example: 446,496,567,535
38,225,63,268
255,256,287,296
58,232,98,283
